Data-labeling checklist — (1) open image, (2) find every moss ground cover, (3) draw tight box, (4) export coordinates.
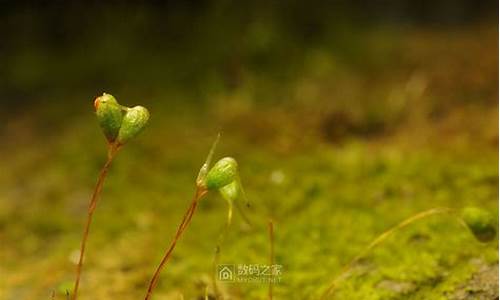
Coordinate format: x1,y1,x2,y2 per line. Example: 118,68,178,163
0,25,497,300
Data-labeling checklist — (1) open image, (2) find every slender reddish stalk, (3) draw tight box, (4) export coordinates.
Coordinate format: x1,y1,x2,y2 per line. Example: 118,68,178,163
71,145,120,300
144,187,208,300
268,220,275,300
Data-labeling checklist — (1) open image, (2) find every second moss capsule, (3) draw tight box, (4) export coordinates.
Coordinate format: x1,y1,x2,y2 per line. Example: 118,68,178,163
117,106,150,145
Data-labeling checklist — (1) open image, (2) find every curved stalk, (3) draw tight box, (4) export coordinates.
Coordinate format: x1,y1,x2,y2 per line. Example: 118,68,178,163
211,200,234,299
320,207,461,299
235,174,252,227
144,187,208,300
71,144,120,300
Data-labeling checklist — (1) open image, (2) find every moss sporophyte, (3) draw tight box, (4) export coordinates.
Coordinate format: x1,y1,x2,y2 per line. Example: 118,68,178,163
67,93,496,300
71,93,150,300
206,156,252,299
94,93,150,148
143,134,251,300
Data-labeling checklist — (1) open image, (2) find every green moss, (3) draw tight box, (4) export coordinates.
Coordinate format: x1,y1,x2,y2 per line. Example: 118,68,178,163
1,28,498,299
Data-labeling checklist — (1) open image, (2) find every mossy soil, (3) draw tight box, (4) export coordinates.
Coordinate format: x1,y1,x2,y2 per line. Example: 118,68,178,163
0,26,498,300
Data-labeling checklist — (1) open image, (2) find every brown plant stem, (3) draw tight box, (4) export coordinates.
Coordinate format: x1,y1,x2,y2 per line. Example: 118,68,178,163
320,207,459,300
144,187,208,300
268,219,275,300
71,144,120,300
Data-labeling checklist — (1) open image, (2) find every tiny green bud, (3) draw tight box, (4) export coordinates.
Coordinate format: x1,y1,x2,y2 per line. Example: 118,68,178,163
461,207,496,243
94,93,123,142
205,157,237,190
117,106,150,145
219,180,240,202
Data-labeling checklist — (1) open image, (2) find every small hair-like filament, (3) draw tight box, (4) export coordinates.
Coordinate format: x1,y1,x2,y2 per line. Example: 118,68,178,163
319,207,460,299
211,199,234,298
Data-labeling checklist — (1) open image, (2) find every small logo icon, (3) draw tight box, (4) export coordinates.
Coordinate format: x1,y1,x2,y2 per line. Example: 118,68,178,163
217,264,235,282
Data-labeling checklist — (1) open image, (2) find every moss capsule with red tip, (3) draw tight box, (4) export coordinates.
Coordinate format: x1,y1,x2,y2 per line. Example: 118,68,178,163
94,93,123,143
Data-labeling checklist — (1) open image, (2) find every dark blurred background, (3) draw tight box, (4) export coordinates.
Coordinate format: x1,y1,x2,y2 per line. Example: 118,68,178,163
0,1,498,148
0,1,497,103
0,1,498,149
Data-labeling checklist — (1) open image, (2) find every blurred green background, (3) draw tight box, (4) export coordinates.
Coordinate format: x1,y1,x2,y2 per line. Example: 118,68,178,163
0,1,498,299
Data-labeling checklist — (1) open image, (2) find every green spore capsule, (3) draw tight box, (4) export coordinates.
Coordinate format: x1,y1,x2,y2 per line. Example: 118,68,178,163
219,180,240,202
461,207,496,243
205,157,237,190
117,106,150,145
94,93,123,143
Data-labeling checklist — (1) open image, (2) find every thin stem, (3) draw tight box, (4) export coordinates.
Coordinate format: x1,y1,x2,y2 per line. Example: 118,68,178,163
144,187,208,300
71,144,120,300
268,219,275,300
211,201,234,299
320,207,457,300
234,197,252,228
235,174,252,227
